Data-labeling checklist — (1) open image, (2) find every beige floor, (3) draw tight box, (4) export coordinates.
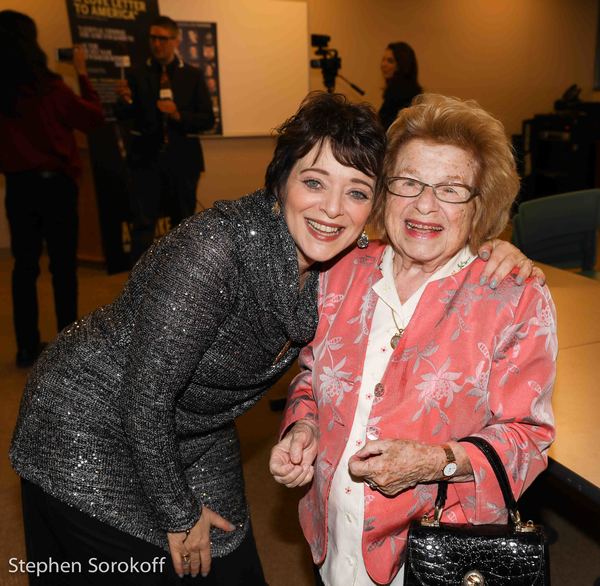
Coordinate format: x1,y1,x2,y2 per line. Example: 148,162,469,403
1,250,599,585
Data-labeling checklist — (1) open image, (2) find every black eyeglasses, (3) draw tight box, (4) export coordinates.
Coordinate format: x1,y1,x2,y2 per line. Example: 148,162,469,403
150,34,175,43
386,176,479,204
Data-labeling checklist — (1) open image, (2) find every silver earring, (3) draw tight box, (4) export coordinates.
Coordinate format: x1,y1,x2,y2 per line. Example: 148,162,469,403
357,231,369,249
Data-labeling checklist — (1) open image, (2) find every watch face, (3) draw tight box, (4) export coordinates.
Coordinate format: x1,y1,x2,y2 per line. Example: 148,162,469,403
443,462,458,477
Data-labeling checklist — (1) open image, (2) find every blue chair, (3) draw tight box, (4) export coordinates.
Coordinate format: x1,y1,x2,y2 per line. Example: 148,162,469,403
512,189,600,279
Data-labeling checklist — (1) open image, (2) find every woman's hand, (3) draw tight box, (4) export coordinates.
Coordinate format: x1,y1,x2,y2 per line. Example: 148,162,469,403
167,507,235,579
269,420,318,488
349,439,474,496
348,439,439,496
478,239,545,288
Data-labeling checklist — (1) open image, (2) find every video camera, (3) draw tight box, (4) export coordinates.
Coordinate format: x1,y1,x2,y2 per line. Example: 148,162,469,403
310,34,341,92
310,35,364,95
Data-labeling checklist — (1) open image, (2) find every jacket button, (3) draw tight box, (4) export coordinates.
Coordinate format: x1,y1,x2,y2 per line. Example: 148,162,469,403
374,383,384,397
367,430,379,440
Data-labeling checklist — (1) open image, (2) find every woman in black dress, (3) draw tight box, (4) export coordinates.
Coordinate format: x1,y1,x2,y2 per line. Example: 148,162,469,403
379,41,422,130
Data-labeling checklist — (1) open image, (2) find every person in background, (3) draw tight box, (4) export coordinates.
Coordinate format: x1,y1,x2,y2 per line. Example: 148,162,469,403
0,10,104,368
270,94,556,586
10,92,537,586
115,15,214,264
378,41,422,130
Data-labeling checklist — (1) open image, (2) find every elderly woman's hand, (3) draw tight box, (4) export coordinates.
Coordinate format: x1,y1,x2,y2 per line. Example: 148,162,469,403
269,419,318,488
348,439,438,496
167,507,235,579
478,239,545,288
348,439,473,497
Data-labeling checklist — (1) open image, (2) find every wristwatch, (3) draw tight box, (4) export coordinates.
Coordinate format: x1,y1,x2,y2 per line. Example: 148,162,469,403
441,444,458,478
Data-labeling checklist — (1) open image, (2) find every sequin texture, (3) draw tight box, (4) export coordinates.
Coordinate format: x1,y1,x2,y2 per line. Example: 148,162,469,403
10,190,319,556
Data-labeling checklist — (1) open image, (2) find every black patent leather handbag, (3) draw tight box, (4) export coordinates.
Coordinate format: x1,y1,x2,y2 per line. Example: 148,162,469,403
403,436,550,585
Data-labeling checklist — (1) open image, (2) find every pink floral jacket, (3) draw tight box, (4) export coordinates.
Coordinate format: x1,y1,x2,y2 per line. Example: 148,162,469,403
280,242,557,585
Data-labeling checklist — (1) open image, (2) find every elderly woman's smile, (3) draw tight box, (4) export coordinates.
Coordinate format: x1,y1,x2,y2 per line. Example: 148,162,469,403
385,139,477,271
404,219,443,237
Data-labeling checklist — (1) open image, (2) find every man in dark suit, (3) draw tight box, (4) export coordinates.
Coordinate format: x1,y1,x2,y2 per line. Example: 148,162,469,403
115,15,215,263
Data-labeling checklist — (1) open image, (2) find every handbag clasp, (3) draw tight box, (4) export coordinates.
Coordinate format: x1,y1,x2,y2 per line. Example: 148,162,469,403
515,519,539,533
420,504,443,527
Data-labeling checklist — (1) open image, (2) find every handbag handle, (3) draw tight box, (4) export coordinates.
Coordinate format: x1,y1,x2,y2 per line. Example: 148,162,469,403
427,436,530,531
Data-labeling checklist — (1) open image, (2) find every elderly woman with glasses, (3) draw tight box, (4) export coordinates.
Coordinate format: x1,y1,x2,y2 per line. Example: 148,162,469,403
270,94,557,586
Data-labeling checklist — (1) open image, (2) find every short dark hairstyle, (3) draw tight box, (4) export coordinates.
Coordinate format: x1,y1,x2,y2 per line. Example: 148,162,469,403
265,92,386,204
150,16,179,36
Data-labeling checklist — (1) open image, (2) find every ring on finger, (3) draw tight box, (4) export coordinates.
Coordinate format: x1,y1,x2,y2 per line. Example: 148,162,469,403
182,553,190,564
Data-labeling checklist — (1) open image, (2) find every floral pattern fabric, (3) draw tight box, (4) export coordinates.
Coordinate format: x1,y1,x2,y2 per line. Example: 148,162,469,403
281,242,557,585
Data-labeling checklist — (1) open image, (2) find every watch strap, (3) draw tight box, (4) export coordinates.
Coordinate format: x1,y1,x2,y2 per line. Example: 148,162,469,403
442,443,457,478
442,444,456,465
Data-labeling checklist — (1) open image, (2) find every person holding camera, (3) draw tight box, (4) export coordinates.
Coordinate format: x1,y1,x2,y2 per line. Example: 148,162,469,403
114,15,214,264
0,10,104,368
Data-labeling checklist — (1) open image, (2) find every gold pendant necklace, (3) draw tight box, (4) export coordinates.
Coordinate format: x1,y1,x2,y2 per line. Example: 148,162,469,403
390,309,405,349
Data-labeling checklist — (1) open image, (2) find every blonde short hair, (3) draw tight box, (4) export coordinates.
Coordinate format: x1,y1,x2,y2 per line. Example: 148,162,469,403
371,94,520,250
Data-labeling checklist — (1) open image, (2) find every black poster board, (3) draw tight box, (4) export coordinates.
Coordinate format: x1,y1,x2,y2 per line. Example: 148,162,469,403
65,0,159,120
65,0,160,273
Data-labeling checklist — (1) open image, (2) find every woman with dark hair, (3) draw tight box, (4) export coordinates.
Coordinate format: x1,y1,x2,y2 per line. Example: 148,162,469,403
378,41,422,130
11,90,536,586
10,91,385,586
0,10,104,368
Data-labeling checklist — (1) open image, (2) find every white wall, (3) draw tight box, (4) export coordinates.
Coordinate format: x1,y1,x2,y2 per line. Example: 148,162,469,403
306,0,599,137
161,0,309,136
2,0,600,250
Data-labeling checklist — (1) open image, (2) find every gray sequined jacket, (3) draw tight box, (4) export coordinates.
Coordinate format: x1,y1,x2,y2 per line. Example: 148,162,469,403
10,190,318,556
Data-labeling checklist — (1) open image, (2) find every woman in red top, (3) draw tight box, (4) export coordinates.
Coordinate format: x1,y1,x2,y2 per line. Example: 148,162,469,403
0,10,104,367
